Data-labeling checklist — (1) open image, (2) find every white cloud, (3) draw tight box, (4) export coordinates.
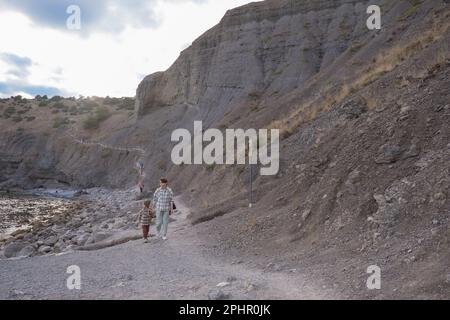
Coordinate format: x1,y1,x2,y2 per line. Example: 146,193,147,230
0,0,257,98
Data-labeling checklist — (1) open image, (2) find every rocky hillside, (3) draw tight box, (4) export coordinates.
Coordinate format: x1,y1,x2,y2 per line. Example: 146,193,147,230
0,0,449,298
0,96,138,189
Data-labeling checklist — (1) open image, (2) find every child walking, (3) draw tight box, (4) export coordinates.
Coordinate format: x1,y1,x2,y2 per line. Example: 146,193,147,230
137,200,154,243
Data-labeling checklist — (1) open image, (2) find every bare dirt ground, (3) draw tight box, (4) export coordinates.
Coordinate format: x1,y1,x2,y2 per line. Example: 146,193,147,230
0,197,338,300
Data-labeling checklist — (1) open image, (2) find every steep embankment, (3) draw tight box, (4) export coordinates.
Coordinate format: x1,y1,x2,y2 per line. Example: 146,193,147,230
131,0,450,298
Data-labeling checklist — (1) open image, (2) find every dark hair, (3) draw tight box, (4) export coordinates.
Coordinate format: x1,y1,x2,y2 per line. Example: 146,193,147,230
143,200,151,208
160,178,168,184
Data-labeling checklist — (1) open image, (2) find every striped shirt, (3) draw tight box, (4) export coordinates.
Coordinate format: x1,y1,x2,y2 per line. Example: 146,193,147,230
152,187,174,211
137,208,153,226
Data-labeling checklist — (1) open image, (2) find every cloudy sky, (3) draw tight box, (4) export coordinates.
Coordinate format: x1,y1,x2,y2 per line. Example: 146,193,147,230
0,0,257,98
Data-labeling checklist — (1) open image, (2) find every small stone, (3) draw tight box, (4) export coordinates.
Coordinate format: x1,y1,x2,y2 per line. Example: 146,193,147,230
245,281,257,292
302,209,311,221
208,289,230,300
216,282,230,287
375,144,402,164
38,245,52,254
433,192,446,201
10,290,25,297
74,233,90,246
44,235,58,246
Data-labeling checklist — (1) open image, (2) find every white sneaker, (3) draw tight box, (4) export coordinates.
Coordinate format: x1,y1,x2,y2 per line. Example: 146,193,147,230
162,236,167,240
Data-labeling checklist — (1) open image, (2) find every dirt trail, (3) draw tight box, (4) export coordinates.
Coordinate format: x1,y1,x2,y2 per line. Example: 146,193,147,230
64,128,146,156
0,197,338,300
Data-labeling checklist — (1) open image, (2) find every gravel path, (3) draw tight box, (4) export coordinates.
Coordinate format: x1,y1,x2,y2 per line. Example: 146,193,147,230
0,198,338,300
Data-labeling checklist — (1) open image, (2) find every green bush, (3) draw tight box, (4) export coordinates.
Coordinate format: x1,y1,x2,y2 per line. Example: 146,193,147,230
85,100,100,109
3,106,16,118
116,98,135,111
95,106,111,122
157,159,166,170
17,109,29,115
53,102,65,109
104,96,121,105
78,100,100,113
49,95,63,102
53,116,69,128
101,148,113,158
248,91,262,100
82,106,111,130
52,102,69,112
69,105,79,115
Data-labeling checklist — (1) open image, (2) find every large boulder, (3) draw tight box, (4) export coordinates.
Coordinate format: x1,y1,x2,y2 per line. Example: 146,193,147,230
4,242,28,258
18,245,36,257
44,235,58,246
74,233,90,246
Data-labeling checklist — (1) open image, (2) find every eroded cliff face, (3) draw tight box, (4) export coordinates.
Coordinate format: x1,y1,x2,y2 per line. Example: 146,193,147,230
132,0,449,204
135,0,372,121
129,0,449,298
